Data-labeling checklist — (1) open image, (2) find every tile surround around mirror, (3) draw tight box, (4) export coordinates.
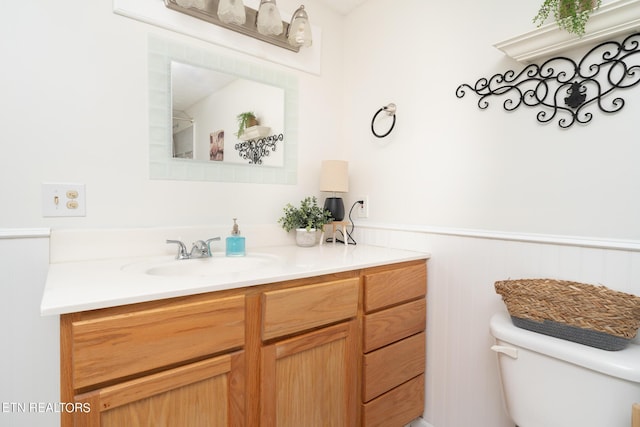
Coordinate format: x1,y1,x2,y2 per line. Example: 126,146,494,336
148,35,298,184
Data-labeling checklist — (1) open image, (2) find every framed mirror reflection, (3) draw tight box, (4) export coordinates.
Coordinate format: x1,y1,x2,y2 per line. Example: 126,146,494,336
148,36,298,184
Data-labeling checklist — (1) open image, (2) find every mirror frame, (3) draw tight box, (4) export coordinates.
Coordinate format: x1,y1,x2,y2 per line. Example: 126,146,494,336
148,35,298,184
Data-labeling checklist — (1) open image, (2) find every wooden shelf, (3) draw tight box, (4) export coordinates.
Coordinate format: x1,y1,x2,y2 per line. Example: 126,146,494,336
494,0,640,62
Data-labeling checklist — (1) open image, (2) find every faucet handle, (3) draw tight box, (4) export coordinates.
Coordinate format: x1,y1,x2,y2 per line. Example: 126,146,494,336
166,239,189,259
204,237,221,255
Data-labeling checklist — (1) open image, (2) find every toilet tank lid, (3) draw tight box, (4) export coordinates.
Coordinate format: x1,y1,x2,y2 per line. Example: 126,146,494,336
490,312,640,383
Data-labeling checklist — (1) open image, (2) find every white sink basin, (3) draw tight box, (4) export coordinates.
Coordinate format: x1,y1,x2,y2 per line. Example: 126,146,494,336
122,253,279,278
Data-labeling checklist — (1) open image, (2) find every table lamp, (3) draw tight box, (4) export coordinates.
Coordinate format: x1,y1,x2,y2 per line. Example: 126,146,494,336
320,160,349,221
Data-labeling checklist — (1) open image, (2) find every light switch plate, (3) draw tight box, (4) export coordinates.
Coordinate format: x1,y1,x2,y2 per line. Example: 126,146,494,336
42,183,86,217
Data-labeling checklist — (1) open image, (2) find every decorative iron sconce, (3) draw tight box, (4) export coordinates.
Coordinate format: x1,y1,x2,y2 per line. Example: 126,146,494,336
235,133,284,165
165,0,312,52
456,33,640,128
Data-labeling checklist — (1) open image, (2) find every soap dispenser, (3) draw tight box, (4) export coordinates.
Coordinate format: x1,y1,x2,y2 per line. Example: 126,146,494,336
226,218,246,256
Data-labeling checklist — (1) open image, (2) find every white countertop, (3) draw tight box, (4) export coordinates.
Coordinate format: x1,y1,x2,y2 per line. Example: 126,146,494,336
41,243,429,316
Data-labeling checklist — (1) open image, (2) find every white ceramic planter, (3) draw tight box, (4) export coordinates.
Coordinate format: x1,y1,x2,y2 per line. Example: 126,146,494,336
295,228,317,247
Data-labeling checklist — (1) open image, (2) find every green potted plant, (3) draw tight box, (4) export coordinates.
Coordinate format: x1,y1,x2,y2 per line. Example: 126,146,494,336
278,196,333,247
534,0,601,37
235,111,258,137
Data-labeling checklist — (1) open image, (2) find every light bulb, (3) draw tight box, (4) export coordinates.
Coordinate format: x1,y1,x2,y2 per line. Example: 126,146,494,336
257,0,283,36
287,5,312,47
218,0,246,25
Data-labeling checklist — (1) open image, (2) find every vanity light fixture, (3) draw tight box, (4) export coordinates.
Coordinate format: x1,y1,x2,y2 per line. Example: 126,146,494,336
165,0,313,52
257,0,283,36
175,0,206,9
287,5,312,47
217,0,246,25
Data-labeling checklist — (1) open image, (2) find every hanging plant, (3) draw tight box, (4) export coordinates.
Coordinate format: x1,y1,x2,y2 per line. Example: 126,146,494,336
533,0,601,37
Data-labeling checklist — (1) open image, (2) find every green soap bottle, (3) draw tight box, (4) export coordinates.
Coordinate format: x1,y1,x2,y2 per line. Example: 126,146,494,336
225,218,246,256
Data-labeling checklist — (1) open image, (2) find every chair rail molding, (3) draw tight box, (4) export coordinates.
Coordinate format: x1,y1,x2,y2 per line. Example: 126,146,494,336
495,0,640,62
354,221,640,252
0,228,50,239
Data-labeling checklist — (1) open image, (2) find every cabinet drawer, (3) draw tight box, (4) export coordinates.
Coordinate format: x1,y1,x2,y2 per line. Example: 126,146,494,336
361,374,425,427
363,298,426,353
362,331,425,402
364,263,426,313
71,294,245,389
261,277,359,341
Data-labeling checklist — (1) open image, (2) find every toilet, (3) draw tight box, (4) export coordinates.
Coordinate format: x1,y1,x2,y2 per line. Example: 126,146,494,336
490,311,640,427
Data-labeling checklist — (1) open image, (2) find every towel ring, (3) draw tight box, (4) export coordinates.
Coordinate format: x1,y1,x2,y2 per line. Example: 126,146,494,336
371,103,397,138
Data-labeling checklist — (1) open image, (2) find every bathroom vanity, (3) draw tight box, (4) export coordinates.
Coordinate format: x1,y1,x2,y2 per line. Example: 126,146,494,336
43,239,428,427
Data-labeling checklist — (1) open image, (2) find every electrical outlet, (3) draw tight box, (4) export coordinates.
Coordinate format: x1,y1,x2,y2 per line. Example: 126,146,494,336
357,195,369,218
42,183,86,217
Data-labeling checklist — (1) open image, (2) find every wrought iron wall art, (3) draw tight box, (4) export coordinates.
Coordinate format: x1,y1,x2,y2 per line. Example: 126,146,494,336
234,133,284,165
456,33,640,128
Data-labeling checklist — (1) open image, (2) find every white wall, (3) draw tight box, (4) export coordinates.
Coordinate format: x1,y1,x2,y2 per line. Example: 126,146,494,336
343,0,640,241
2,1,640,426
0,0,345,229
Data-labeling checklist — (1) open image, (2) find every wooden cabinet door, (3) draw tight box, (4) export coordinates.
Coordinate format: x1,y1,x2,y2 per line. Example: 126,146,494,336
73,351,244,427
260,320,358,427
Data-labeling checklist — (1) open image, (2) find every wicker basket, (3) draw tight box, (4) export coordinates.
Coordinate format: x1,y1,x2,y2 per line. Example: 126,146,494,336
494,278,640,351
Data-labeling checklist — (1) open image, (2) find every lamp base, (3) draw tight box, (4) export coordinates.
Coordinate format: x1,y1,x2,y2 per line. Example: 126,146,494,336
324,197,345,221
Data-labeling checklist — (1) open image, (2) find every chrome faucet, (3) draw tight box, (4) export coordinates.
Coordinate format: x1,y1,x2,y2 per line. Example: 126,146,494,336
204,237,221,256
190,240,209,258
166,239,190,260
166,237,221,260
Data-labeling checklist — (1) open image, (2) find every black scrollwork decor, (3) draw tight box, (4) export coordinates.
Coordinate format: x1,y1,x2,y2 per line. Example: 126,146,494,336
234,134,284,165
456,33,640,128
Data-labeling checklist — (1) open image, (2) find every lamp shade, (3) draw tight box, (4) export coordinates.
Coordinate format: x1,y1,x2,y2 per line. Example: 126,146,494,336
320,160,349,193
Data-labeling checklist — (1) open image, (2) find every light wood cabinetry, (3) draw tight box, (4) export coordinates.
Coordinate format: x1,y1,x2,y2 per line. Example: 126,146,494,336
261,320,359,426
60,260,427,427
68,294,245,389
361,262,427,427
261,278,359,341
74,352,245,427
61,293,246,427
260,278,360,426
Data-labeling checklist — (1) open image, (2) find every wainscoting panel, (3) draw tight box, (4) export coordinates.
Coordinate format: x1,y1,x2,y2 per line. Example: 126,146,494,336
0,229,59,427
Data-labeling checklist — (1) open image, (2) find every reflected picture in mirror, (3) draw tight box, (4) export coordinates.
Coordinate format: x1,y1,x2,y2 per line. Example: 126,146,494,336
210,130,224,161
171,61,285,166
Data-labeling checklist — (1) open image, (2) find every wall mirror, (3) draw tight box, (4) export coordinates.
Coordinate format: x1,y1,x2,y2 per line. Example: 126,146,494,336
148,36,298,184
